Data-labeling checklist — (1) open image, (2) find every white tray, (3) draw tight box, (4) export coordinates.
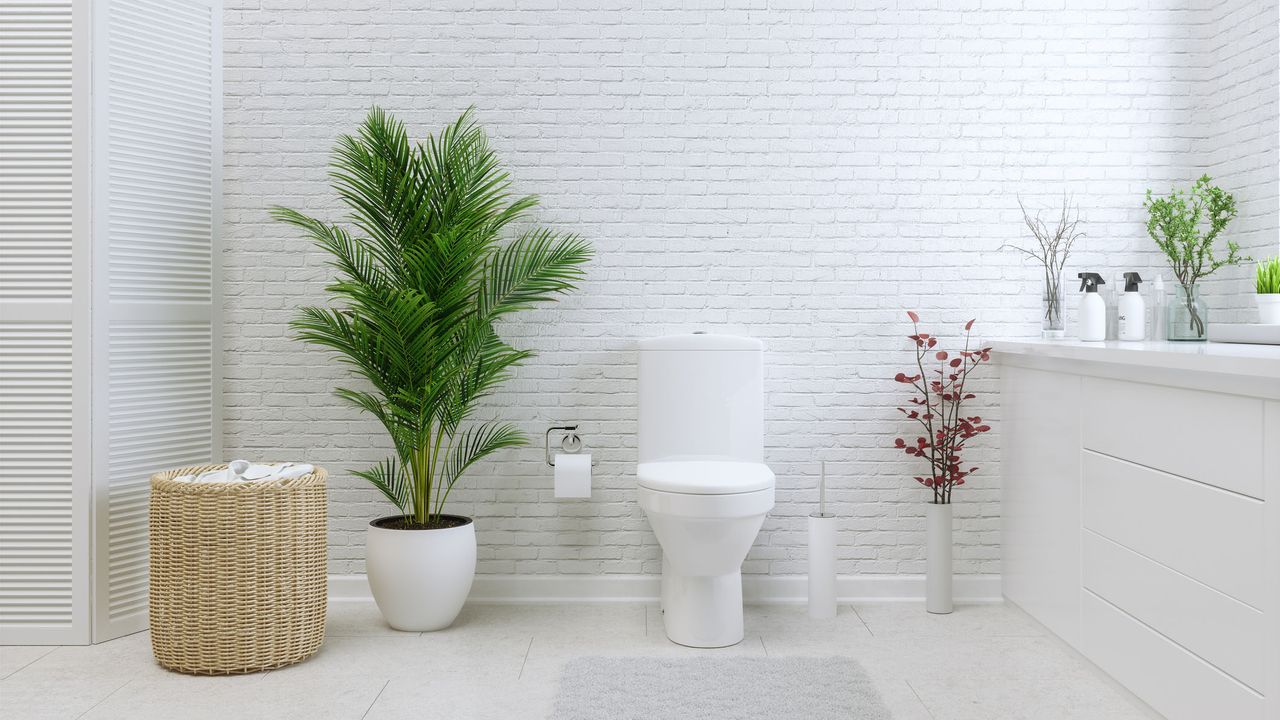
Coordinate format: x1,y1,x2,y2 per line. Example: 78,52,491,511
1206,324,1280,346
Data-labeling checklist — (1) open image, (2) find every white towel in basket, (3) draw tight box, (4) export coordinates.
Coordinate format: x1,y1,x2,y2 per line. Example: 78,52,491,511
172,460,315,483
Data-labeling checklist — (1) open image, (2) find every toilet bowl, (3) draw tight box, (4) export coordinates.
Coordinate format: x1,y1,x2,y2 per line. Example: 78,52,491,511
638,461,774,647
636,334,774,648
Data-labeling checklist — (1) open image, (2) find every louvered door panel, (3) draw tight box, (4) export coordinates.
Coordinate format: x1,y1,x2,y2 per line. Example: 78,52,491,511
0,0,89,645
0,324,85,643
104,0,214,302
0,1,74,301
104,324,213,625
92,0,220,642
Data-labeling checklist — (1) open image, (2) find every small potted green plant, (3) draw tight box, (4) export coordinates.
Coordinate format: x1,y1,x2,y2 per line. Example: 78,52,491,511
1258,257,1280,324
1145,175,1248,341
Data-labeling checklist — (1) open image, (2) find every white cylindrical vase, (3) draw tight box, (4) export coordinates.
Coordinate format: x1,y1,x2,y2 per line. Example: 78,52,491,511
808,513,837,619
925,503,953,615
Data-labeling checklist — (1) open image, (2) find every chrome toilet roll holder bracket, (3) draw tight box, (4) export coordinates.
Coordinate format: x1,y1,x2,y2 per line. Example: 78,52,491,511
545,425,595,466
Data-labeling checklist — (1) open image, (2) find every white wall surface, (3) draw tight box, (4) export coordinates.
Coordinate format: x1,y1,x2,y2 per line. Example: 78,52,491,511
221,0,1278,577
1199,0,1280,321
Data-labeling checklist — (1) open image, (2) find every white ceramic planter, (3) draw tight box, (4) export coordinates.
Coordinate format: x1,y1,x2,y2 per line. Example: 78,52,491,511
366,515,476,632
1258,294,1280,325
925,503,953,614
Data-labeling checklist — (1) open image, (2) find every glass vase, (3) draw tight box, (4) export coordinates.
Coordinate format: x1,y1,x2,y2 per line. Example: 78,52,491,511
1042,276,1065,339
1167,284,1207,341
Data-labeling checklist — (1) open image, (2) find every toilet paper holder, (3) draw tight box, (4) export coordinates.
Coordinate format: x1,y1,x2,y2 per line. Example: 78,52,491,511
545,425,596,467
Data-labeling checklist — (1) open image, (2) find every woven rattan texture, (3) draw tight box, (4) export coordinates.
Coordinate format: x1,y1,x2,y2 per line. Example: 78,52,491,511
149,464,328,674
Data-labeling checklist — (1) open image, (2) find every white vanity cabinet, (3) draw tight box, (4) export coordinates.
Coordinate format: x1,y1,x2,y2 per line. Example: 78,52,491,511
996,341,1280,720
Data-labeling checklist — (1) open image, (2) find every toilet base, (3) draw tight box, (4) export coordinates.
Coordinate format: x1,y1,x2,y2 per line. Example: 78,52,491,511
660,563,744,648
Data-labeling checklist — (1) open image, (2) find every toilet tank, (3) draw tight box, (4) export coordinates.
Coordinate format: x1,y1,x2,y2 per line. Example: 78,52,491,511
638,334,764,463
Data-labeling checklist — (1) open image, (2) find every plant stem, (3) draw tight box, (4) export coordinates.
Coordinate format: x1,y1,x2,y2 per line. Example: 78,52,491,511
431,430,447,519
913,329,942,504
412,443,431,525
1181,282,1204,337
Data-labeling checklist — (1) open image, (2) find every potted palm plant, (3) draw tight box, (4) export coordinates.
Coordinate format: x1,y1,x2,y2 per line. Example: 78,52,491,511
275,107,592,631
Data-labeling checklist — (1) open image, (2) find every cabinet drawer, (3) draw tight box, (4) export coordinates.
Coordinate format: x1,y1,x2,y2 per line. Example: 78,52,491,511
1081,591,1265,720
1083,530,1266,692
1082,377,1264,499
1082,451,1265,608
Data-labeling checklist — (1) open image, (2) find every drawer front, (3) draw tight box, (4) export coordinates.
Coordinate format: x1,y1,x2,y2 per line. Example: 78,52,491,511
1082,451,1266,608
1081,591,1265,720
1082,377,1264,499
1083,530,1266,692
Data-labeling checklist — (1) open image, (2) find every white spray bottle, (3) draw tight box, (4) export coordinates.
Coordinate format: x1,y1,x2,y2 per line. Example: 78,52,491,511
1077,272,1106,342
1118,272,1145,341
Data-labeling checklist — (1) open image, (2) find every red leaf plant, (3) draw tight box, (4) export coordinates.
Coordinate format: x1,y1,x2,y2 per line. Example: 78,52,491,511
893,313,993,504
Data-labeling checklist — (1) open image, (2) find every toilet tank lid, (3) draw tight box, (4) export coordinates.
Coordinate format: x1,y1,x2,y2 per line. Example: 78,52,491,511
639,334,763,351
636,461,775,494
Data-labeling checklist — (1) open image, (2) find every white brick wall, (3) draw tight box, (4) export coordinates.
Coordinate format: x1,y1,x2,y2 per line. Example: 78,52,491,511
221,0,1278,577
1199,0,1280,321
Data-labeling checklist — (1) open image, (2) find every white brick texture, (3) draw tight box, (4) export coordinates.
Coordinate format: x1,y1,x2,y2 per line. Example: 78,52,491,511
221,1,1279,577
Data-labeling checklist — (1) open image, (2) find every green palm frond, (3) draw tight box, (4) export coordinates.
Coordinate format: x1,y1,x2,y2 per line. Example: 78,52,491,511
481,227,594,318
353,458,411,512
279,106,592,527
435,422,527,515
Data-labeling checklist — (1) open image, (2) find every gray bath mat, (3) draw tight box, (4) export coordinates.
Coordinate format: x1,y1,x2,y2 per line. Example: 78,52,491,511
551,656,891,720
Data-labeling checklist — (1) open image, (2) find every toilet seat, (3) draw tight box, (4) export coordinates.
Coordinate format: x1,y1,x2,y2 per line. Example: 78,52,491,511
638,484,774,519
636,461,774,495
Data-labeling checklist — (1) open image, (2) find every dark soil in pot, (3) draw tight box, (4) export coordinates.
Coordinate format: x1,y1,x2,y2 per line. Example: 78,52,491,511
371,514,472,531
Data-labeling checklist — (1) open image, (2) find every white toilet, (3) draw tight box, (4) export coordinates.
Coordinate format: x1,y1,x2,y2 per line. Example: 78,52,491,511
636,333,775,648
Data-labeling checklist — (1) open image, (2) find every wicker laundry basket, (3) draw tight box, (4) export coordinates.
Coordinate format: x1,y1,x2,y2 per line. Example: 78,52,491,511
149,464,327,675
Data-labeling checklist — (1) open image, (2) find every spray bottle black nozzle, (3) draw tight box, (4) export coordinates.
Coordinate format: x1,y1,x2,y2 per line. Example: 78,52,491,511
1123,272,1143,292
1078,272,1105,292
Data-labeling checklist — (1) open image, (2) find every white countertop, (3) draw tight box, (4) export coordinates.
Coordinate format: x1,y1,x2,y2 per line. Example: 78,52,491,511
992,338,1280,379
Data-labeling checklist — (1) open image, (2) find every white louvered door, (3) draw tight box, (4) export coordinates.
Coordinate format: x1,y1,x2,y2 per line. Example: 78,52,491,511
90,0,221,642
0,0,92,646
0,0,219,645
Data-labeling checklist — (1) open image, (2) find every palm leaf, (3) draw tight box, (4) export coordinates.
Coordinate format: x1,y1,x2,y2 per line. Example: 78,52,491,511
480,228,593,319
435,422,527,514
353,458,411,514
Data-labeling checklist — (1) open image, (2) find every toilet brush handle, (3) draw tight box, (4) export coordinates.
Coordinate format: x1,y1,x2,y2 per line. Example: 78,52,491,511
819,461,826,516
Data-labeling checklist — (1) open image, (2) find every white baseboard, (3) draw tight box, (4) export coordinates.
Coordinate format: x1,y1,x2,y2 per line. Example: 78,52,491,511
329,573,1002,604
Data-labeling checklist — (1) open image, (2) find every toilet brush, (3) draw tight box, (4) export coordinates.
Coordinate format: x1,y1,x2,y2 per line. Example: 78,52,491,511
808,461,837,619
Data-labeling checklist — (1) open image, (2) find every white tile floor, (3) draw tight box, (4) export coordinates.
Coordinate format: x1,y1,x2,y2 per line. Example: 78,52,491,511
1,601,1163,720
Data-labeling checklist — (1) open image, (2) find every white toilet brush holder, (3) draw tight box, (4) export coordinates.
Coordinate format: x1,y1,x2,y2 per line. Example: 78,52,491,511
808,462,837,620
925,503,954,614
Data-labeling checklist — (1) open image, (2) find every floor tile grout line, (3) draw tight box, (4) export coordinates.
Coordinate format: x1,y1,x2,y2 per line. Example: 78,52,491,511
1,646,57,681
74,678,132,719
849,604,875,637
517,636,535,680
360,679,390,720
904,680,937,720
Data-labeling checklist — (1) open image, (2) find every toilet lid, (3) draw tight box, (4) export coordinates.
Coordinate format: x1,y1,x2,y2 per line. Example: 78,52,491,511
636,461,775,495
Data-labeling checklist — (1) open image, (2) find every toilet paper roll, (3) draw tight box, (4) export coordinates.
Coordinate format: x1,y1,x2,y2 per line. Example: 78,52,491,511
808,513,837,619
554,453,592,498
